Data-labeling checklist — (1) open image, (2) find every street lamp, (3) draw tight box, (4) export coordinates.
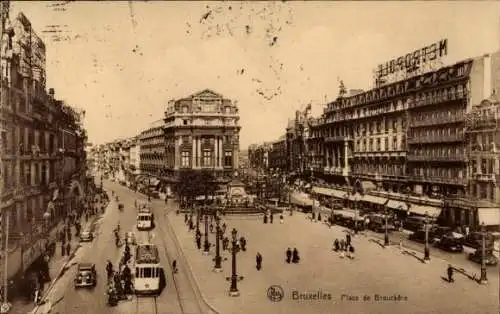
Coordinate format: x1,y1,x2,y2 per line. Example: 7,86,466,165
384,202,390,246
424,211,430,263
479,222,488,284
228,228,241,297
213,215,222,272
203,213,210,254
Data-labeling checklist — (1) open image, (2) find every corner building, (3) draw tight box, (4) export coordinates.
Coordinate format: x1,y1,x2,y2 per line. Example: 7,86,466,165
163,89,241,189
312,53,497,228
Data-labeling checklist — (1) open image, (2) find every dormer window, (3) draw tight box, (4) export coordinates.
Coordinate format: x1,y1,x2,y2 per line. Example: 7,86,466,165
182,106,188,113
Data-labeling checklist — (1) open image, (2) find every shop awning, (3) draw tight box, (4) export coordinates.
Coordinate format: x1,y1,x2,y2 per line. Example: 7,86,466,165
387,200,409,211
409,205,442,217
478,207,500,226
312,186,348,199
361,195,388,205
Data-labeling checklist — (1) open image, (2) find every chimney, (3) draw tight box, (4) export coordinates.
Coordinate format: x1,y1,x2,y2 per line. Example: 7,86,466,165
484,54,492,99
49,88,55,97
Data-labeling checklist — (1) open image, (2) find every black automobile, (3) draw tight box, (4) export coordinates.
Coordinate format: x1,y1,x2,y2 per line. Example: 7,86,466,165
463,232,494,250
367,214,396,233
468,250,498,266
435,233,464,253
408,229,440,244
74,263,97,288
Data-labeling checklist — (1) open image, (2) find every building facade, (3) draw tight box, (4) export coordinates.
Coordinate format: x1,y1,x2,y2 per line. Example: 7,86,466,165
305,52,498,227
269,137,287,172
1,11,87,280
139,119,165,177
163,89,241,188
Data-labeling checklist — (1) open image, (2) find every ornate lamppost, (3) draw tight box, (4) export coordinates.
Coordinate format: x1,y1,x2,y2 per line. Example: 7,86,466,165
213,215,222,272
479,222,488,284
226,228,243,296
384,200,390,246
203,212,210,254
424,211,430,263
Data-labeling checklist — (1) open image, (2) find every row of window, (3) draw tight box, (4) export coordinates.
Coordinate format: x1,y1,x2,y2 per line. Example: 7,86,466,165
410,167,464,178
352,164,405,177
411,109,464,123
470,158,497,175
3,161,55,188
180,151,233,168
470,183,496,202
409,147,465,157
409,127,463,138
2,126,59,154
356,136,405,152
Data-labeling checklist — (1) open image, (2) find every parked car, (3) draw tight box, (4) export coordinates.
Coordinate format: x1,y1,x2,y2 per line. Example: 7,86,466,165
463,232,494,250
367,214,395,233
435,233,464,253
79,231,94,242
408,229,440,244
468,250,498,266
74,263,97,288
403,216,437,232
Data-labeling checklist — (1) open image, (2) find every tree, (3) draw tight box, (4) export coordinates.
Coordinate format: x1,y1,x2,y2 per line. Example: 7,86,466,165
175,169,217,205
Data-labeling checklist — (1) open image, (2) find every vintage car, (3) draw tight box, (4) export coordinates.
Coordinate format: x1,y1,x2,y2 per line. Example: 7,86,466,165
366,214,396,233
468,250,498,266
434,233,464,253
125,232,137,245
79,231,94,242
74,263,97,288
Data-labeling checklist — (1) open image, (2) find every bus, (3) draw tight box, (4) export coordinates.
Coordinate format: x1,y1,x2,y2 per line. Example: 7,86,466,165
137,208,155,230
133,244,165,295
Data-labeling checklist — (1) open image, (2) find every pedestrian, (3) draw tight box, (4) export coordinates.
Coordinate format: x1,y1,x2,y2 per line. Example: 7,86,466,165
292,248,300,263
280,214,284,224
340,239,345,251
222,223,227,234
348,245,355,259
172,260,178,273
312,212,316,221
196,236,201,250
447,264,454,283
256,252,263,271
318,212,322,222
184,213,188,224
66,242,71,257
61,242,66,256
334,239,340,251
346,233,351,246
286,248,292,263
263,215,268,224
210,223,214,233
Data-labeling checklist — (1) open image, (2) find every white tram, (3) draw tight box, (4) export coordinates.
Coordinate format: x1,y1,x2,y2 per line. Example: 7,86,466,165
133,244,165,295
137,207,155,231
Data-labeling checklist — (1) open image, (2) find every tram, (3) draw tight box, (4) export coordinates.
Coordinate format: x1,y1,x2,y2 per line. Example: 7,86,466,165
133,243,165,295
137,207,155,231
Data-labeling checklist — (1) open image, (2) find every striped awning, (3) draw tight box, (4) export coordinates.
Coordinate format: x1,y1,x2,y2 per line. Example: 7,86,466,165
361,195,388,205
409,205,442,217
387,200,409,211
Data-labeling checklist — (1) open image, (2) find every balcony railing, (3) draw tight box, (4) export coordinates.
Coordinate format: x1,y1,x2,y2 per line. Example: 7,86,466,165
472,173,497,182
324,135,353,143
410,114,465,127
407,133,464,144
406,153,466,162
409,175,468,186
409,90,468,110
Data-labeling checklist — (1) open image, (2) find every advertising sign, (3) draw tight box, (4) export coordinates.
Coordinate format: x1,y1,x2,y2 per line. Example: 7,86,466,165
376,39,448,80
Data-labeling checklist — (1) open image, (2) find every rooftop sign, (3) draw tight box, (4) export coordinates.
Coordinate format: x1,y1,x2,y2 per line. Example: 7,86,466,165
376,39,448,80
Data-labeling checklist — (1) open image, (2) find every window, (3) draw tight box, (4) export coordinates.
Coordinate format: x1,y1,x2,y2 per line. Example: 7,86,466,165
183,120,188,125
384,138,388,151
181,151,190,168
24,162,31,186
224,151,233,167
203,150,212,167
376,138,381,151
392,136,398,150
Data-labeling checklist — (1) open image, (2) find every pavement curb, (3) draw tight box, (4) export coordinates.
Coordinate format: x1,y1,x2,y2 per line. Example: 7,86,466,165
29,213,105,314
164,212,221,314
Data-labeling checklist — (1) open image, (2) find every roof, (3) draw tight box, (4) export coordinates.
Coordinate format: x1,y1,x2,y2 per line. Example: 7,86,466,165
135,244,160,264
78,262,94,269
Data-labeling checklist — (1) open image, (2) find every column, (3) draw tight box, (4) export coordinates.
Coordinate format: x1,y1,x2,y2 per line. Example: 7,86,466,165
325,148,329,168
234,149,238,169
219,137,223,168
197,137,201,167
31,161,36,186
191,136,196,167
214,136,219,167
344,141,348,170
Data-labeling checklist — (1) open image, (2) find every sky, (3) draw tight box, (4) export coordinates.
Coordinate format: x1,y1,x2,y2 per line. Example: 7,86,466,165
10,1,500,149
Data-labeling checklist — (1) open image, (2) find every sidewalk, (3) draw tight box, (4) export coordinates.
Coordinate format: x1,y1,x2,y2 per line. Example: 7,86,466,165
9,204,107,314
168,205,498,314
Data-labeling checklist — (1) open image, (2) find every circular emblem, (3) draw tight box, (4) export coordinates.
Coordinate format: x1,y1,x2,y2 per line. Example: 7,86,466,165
267,285,284,302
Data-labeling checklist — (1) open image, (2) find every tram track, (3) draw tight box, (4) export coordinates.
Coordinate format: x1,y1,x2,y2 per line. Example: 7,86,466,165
135,295,158,314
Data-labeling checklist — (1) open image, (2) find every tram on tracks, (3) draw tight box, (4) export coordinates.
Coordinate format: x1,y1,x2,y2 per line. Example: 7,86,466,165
133,243,165,295
137,207,155,231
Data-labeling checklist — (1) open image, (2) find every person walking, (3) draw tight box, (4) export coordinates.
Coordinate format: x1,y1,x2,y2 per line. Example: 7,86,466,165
447,264,454,283
280,214,284,224
346,233,351,246
286,248,292,263
66,242,71,258
256,253,263,271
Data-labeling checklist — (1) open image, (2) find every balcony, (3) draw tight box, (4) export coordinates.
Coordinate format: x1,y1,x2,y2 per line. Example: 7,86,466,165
409,90,468,110
408,175,468,186
472,173,497,182
410,114,465,127
407,133,464,144
406,153,466,162
324,135,353,143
